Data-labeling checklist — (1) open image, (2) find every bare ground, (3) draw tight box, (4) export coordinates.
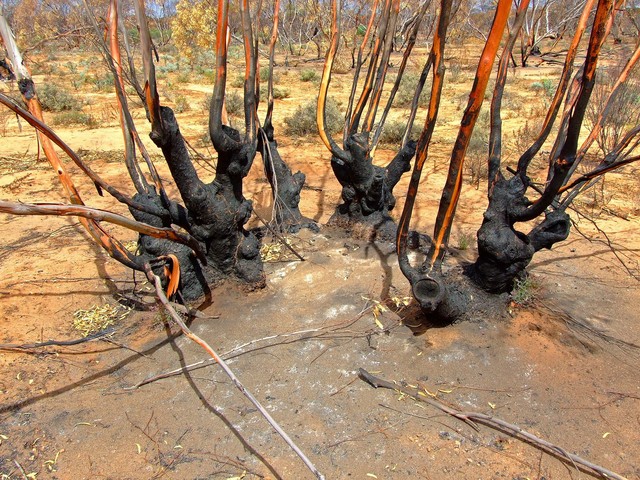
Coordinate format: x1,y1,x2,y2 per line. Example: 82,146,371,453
0,148,639,479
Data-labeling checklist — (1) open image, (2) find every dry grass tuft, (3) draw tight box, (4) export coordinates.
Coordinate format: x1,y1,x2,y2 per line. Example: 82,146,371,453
73,304,130,336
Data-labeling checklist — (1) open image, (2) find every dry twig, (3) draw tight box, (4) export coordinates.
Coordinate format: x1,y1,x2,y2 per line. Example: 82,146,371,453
359,368,627,480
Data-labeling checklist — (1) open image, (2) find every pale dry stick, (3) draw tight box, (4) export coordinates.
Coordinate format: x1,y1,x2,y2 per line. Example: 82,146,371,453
126,327,323,389
359,369,627,480
128,307,374,389
144,265,325,480
13,460,29,480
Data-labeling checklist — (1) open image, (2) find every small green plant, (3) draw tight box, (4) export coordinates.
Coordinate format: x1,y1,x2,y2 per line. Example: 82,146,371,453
457,231,474,250
285,98,342,136
173,95,190,113
300,69,318,82
37,84,82,112
511,276,539,306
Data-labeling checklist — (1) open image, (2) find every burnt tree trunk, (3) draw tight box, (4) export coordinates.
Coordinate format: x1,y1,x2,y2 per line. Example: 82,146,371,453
131,108,263,301
258,124,317,233
329,134,417,241
473,175,570,292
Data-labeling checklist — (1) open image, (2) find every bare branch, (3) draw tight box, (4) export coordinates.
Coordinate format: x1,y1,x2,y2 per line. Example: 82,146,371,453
396,0,452,284
264,0,282,130
317,0,349,162
371,0,431,152
426,0,512,269
488,0,531,193
0,92,168,219
0,200,206,262
515,0,614,222
343,0,380,143
210,0,242,152
516,0,598,176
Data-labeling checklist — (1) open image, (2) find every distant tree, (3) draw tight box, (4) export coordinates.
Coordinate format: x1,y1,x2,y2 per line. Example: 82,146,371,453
171,0,217,64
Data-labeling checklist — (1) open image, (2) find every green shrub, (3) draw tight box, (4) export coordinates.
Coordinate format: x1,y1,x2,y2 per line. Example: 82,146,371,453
378,120,422,145
201,93,244,116
530,78,555,97
157,63,178,74
231,75,245,88
91,72,115,92
202,94,212,112
37,84,82,112
285,98,342,136
175,71,191,84
394,73,429,108
174,95,190,113
273,87,290,99
225,92,244,115
260,66,280,83
52,111,97,128
300,69,318,82
464,109,490,188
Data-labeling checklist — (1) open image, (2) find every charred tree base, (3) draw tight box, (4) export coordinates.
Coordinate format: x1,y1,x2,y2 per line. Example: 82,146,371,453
133,220,264,302
473,177,571,293
403,265,510,330
144,112,265,301
329,137,417,242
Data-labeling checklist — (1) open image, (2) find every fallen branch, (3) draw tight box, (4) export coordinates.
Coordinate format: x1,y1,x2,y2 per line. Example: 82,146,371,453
143,264,325,480
126,306,379,389
358,368,627,480
0,327,115,351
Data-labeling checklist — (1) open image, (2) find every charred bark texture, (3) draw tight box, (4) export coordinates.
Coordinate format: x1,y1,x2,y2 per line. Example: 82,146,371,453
131,108,263,301
473,176,570,292
329,135,416,241
258,125,318,233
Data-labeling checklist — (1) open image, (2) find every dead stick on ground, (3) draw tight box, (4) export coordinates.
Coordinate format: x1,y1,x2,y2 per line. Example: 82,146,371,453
128,309,372,389
144,265,324,480
0,327,116,351
358,368,626,480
